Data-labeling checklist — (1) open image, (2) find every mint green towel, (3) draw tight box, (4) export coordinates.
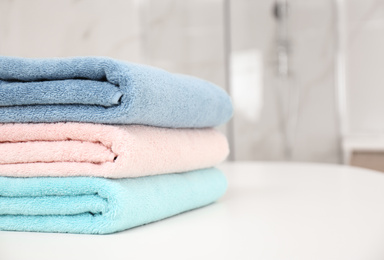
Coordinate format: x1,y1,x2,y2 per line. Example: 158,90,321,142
0,168,227,234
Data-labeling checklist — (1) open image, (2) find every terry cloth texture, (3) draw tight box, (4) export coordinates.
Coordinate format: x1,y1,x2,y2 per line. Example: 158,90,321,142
0,56,233,127
0,167,227,234
0,123,229,178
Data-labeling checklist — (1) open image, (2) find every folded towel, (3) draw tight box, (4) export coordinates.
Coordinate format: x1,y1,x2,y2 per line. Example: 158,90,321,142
0,123,228,178
0,167,227,234
0,56,233,127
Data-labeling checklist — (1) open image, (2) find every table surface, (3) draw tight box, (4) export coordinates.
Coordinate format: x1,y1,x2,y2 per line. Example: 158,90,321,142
1,162,384,260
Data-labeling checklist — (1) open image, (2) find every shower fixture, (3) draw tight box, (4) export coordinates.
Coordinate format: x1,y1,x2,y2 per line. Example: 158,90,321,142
272,0,297,160
273,0,290,78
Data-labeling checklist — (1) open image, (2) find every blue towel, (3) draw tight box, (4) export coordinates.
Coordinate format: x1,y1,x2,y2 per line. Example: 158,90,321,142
0,56,233,127
0,168,227,234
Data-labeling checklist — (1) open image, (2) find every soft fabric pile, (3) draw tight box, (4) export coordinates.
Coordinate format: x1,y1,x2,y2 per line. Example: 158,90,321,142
0,56,232,127
0,56,233,234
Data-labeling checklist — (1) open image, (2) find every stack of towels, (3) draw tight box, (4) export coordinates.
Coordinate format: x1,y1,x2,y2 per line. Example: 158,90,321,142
0,57,233,234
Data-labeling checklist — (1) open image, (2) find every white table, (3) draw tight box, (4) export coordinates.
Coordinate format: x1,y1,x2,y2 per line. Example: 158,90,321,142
1,162,384,260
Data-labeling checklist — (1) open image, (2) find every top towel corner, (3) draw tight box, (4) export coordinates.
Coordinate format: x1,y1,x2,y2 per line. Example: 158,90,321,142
0,56,233,128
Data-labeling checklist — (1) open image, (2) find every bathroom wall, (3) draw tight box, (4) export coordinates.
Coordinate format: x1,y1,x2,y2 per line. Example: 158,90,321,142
0,0,348,163
230,0,341,162
345,0,384,135
0,0,143,60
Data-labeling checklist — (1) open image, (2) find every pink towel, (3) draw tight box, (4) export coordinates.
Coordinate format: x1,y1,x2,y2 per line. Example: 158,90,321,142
0,123,229,178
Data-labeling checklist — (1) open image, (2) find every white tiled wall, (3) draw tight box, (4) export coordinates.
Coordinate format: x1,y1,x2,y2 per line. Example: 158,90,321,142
4,0,377,163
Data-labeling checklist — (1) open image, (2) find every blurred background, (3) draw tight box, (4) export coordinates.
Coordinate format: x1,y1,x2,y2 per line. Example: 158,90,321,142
1,0,383,171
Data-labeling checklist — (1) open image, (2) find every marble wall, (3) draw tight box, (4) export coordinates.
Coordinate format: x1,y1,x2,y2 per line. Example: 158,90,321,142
2,0,375,164
345,0,384,134
0,0,143,61
230,0,341,162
